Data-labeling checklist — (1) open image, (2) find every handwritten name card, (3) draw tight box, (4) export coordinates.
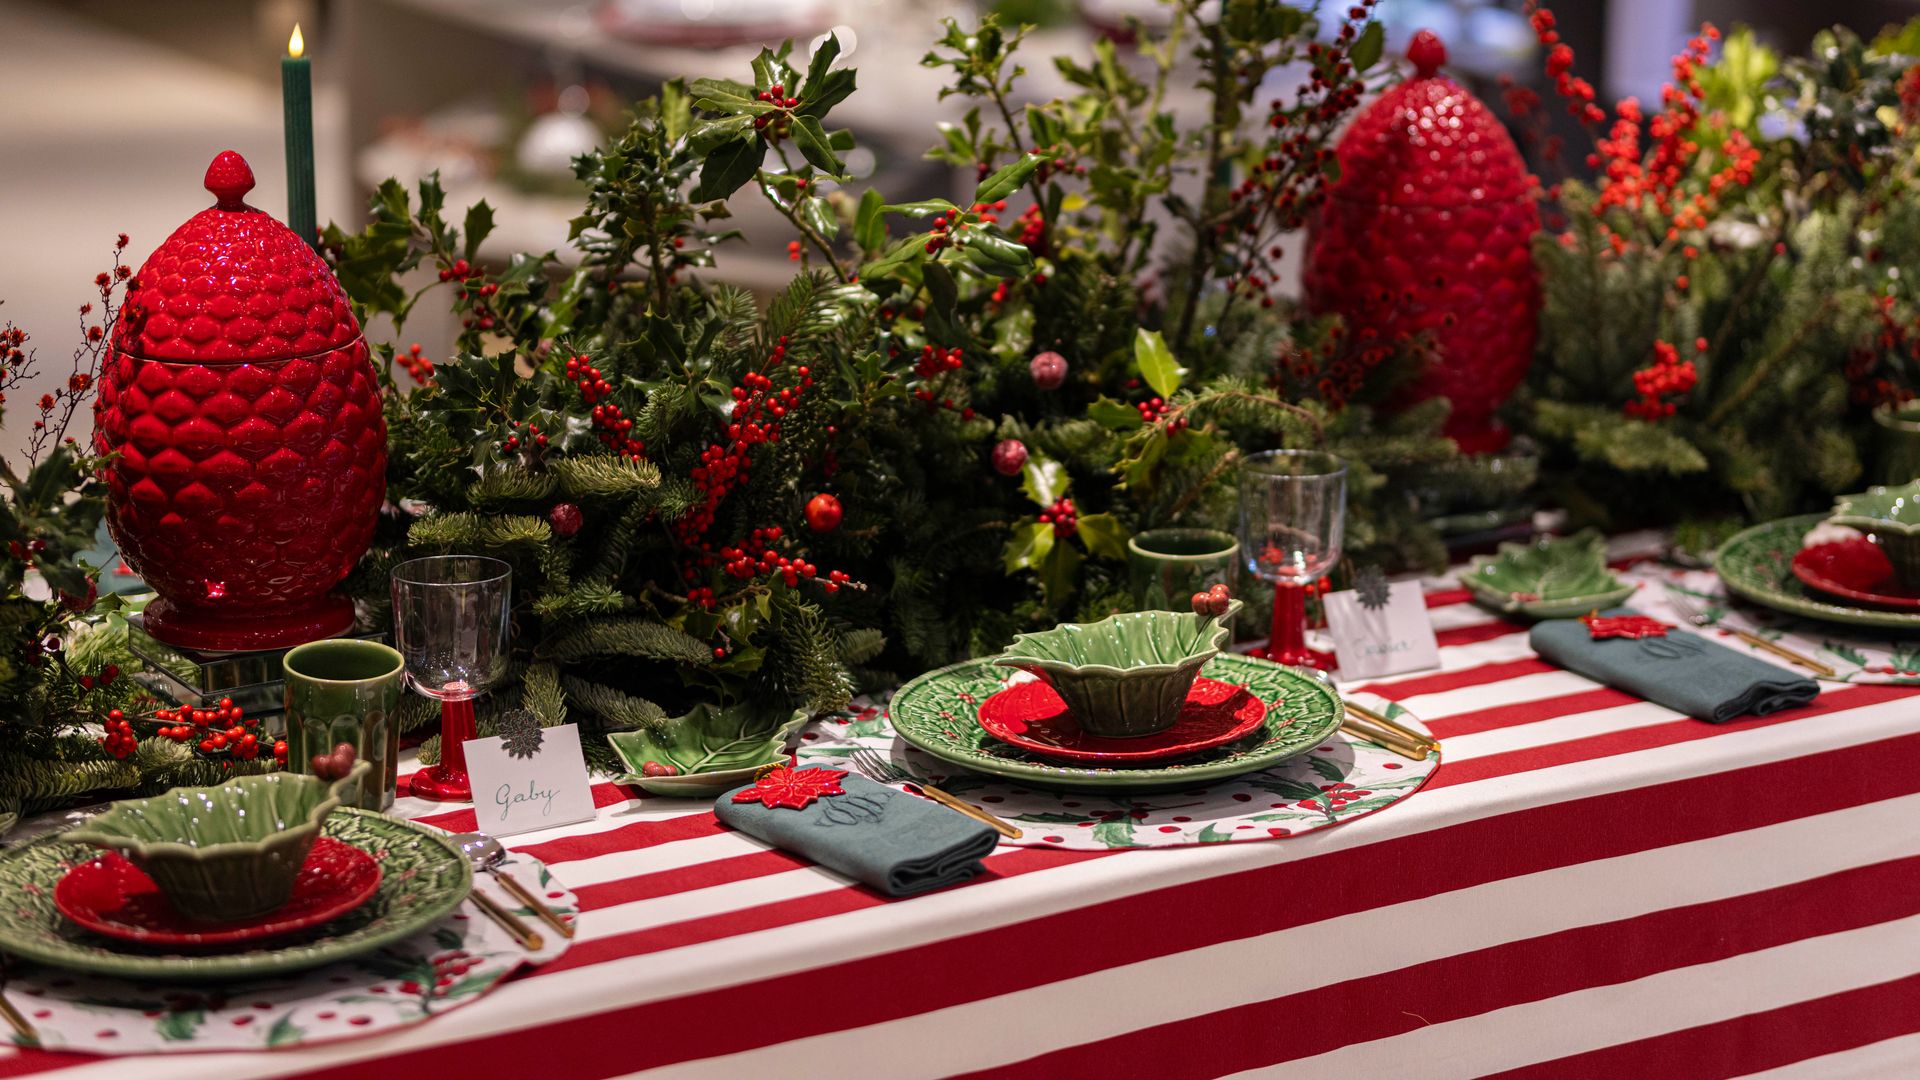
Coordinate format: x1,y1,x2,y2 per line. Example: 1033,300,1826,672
1323,579,1440,679
462,723,597,837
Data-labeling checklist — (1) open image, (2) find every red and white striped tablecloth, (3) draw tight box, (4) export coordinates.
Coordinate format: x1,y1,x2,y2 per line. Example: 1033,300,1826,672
7,570,1920,1078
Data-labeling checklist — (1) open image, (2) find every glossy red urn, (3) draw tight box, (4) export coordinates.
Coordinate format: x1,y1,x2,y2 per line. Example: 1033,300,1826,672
1304,30,1540,453
95,151,386,651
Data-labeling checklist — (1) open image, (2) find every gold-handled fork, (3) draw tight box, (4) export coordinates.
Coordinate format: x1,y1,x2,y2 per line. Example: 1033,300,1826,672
848,747,1024,840
1665,586,1836,678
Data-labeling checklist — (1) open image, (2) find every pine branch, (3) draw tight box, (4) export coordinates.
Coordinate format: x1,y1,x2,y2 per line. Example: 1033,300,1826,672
521,662,568,727
539,618,712,664
550,455,663,499
560,675,667,732
471,468,560,506
409,511,553,549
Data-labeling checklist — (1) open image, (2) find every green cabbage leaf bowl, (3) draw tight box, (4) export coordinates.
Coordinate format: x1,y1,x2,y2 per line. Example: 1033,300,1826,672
1830,481,1920,586
64,761,369,922
993,600,1242,738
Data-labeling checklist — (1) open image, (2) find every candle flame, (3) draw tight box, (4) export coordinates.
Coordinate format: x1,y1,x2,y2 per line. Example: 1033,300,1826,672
288,23,305,59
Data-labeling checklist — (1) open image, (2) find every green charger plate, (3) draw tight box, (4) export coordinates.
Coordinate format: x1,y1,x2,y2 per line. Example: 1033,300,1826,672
0,808,471,981
1716,514,1920,631
887,652,1342,792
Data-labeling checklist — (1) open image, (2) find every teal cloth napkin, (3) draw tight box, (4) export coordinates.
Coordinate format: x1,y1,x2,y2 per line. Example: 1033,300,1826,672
715,773,998,896
1530,608,1820,723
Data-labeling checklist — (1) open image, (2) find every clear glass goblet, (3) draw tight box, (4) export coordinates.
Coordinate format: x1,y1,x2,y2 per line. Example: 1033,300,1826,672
390,555,512,802
1238,449,1347,669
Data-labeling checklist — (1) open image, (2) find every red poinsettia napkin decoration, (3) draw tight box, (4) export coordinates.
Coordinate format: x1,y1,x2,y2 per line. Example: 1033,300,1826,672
731,765,848,810
1581,612,1673,640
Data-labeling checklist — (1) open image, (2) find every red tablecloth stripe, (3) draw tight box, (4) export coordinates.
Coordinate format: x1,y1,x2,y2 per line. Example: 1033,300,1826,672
1426,686,1640,738
1479,971,1920,1079
947,854,1920,1080
259,731,1920,1079
1435,620,1528,648
1427,682,1917,790
1424,587,1473,608
1351,656,1556,699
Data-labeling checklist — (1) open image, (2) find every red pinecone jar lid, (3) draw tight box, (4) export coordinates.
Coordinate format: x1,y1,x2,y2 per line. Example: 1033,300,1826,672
1326,30,1533,210
113,150,359,362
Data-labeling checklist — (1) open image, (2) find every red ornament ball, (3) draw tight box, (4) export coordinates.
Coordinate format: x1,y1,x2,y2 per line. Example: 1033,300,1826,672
805,493,843,533
1029,351,1068,391
991,439,1029,476
549,502,584,538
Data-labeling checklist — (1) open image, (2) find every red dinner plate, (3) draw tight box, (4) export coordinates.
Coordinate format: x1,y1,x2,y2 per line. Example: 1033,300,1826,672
1791,539,1920,611
54,836,381,948
978,675,1268,765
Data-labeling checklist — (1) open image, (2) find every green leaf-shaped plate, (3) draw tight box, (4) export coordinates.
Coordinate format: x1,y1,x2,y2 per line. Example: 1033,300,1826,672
0,809,470,980
1460,530,1635,618
887,652,1341,792
1717,513,1920,630
606,703,810,797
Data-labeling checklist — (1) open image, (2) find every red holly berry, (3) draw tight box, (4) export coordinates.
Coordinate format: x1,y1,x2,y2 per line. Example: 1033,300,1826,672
1029,351,1068,391
991,439,1029,477
805,493,843,533
549,502,584,538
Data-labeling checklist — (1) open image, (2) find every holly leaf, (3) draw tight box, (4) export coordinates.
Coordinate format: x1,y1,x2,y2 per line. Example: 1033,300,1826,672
691,137,763,202
1090,816,1133,849
1002,521,1055,573
461,200,495,262
690,77,767,114
1087,396,1145,431
1020,453,1070,505
973,152,1048,204
854,188,886,251
882,199,959,218
1350,21,1385,71
859,234,928,280
1075,513,1129,560
803,32,841,93
1039,539,1084,604
800,195,838,241
963,229,1033,277
801,70,857,119
688,115,755,154
790,115,845,176
1134,329,1183,399
923,260,959,340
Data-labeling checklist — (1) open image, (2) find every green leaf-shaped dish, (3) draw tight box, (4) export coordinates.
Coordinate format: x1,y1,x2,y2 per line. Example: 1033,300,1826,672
993,601,1241,738
0,808,469,980
64,762,368,922
1831,481,1920,585
607,703,810,797
1460,531,1635,618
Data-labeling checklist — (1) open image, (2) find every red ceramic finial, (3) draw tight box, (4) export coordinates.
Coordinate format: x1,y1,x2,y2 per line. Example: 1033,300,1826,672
203,150,256,209
1407,29,1447,78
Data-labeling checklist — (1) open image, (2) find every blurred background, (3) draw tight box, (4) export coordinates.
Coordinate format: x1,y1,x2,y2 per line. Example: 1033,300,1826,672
1,0,1913,462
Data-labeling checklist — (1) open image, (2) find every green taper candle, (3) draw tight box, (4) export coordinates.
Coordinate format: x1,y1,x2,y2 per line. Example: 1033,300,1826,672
281,23,316,249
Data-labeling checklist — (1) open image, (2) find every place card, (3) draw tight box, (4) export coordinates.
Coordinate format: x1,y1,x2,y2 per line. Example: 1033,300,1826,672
1324,579,1440,679
463,723,597,837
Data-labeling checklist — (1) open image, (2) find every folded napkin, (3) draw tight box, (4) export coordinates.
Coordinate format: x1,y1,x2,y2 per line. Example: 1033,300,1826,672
1530,608,1820,723
715,773,998,896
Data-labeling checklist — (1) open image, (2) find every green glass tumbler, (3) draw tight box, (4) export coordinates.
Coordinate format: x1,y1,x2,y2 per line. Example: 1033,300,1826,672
282,639,406,811
1873,402,1920,487
1128,528,1239,611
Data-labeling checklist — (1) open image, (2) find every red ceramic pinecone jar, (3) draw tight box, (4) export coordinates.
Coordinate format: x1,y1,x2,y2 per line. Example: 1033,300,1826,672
94,151,386,651
1304,31,1541,454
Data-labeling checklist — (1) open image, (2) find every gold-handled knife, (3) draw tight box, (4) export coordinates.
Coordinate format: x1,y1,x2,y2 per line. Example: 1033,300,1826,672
1345,701,1439,750
469,888,544,951
491,870,576,940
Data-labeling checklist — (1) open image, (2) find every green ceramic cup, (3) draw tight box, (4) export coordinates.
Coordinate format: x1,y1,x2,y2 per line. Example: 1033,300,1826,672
283,639,406,811
1873,403,1920,487
1128,528,1238,611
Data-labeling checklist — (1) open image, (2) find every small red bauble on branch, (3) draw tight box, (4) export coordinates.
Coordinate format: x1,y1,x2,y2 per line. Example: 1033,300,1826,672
1029,350,1067,391
549,502,584,537
1303,30,1541,453
804,493,843,533
991,439,1028,476
94,151,387,651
